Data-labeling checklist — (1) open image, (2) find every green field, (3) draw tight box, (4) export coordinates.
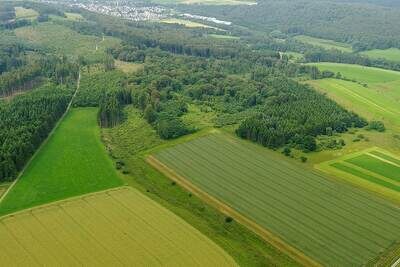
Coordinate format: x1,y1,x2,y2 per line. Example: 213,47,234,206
0,187,237,266
114,60,143,73
15,22,120,61
64,12,84,21
0,108,123,216
102,107,300,267
307,63,400,131
361,48,400,62
151,0,256,5
151,134,400,266
160,18,217,29
208,34,239,40
15,7,38,20
317,148,400,202
294,35,353,52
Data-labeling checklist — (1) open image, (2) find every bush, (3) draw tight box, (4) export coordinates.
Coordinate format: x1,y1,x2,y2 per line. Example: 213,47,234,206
225,216,234,223
367,121,385,132
300,156,308,163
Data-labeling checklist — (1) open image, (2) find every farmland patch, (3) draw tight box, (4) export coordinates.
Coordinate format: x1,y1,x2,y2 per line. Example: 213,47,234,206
151,134,400,266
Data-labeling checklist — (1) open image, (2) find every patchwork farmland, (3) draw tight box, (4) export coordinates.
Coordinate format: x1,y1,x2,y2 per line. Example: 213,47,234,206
317,148,400,202
150,134,400,266
0,187,237,266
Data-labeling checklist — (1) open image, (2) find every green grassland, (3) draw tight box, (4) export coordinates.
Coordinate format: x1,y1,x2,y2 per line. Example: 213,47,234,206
317,148,400,203
294,35,353,52
152,133,400,266
101,106,300,267
208,34,240,40
14,22,121,61
0,108,123,216
14,7,38,20
361,48,400,62
160,18,217,29
0,187,237,266
114,60,144,73
64,12,84,21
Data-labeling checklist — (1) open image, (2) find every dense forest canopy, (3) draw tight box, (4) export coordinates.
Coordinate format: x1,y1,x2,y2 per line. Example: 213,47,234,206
177,0,400,51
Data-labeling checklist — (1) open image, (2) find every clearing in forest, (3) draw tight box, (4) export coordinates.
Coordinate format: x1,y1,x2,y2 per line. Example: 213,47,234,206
0,187,237,266
14,22,120,61
361,48,400,62
0,108,123,216
15,7,38,20
317,147,400,202
294,35,353,52
150,133,400,267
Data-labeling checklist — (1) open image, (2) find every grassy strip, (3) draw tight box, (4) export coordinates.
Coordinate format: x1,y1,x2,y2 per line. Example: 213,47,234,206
331,163,399,192
346,154,400,183
370,151,400,166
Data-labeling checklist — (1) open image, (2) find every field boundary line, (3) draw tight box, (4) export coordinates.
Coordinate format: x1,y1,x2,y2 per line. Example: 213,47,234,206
146,155,322,267
392,257,400,267
0,186,129,221
365,153,400,168
0,71,81,204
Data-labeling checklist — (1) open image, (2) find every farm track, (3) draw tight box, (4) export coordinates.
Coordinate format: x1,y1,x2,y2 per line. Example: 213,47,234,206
0,72,81,204
152,134,400,266
0,187,237,266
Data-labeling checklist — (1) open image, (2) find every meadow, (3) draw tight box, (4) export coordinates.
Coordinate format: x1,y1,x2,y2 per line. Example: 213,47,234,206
151,133,400,266
152,0,256,5
0,187,237,266
14,22,121,61
307,63,400,131
294,35,353,52
0,108,123,216
317,148,400,203
114,60,143,74
361,48,400,62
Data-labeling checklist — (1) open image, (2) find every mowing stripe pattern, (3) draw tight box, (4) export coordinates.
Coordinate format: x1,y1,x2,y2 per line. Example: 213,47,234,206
0,187,237,266
154,134,400,266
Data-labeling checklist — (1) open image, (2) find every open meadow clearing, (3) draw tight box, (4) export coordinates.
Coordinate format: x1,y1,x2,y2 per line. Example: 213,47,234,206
317,148,400,203
361,48,400,62
307,63,400,131
151,0,256,5
0,187,237,266
160,18,217,29
0,108,123,216
150,134,400,266
294,35,353,52
14,22,120,61
14,7,38,20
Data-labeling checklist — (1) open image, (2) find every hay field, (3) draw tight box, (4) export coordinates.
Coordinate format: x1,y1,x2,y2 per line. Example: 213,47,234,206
0,187,237,266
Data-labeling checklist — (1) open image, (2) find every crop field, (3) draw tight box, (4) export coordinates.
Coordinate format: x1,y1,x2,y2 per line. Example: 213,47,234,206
361,48,400,62
294,35,353,52
14,22,120,61
0,187,237,266
0,108,123,216
15,7,38,20
150,134,400,266
317,148,400,202
307,63,400,130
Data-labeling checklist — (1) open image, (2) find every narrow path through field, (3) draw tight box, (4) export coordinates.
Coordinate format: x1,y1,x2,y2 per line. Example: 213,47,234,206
392,257,400,267
0,71,81,204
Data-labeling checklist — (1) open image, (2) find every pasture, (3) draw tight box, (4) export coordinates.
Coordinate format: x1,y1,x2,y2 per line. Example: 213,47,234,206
152,0,256,5
15,7,38,20
361,48,400,62
14,22,121,61
0,108,123,216
294,35,353,52
114,60,143,73
0,187,237,266
64,12,84,21
317,148,400,203
151,133,400,266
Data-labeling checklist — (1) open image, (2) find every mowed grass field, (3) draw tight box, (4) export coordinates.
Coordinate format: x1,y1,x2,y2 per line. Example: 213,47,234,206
317,148,400,203
361,48,400,62
294,35,353,52
14,22,120,61
307,63,400,130
0,108,123,216
0,187,237,266
151,134,400,266
160,18,217,29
